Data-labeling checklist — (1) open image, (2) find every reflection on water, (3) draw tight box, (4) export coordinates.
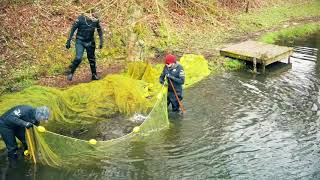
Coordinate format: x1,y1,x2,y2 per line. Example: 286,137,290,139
1,32,320,179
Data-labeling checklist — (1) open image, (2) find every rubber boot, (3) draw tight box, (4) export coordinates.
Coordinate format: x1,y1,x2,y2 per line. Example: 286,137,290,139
67,73,73,81
67,58,82,81
8,154,18,168
90,62,100,80
67,65,75,81
92,74,100,80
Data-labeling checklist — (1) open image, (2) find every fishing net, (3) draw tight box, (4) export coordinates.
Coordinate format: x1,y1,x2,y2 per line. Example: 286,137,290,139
180,54,211,87
28,85,168,167
0,54,210,167
0,75,154,126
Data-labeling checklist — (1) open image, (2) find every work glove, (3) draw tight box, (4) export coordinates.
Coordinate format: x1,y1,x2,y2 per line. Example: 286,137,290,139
166,73,173,79
160,78,168,86
160,79,164,85
66,40,71,49
25,122,33,129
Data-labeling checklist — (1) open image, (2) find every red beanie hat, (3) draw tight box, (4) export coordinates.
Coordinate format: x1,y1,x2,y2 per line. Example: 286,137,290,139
165,54,176,64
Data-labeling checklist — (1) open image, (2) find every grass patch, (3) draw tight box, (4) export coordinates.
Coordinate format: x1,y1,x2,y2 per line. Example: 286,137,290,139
208,56,245,73
259,23,320,44
169,0,320,53
8,62,37,91
223,58,245,71
236,0,320,33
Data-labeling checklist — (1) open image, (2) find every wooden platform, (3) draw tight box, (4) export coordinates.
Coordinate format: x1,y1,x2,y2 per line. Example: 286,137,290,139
220,40,293,73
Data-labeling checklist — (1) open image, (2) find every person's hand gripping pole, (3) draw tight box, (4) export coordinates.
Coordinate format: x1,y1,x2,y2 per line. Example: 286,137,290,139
166,75,186,114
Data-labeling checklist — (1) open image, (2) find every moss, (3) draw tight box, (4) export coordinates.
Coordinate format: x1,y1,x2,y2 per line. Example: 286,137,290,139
259,23,320,44
134,22,150,39
142,22,180,57
223,58,245,71
5,0,33,5
5,61,37,91
150,23,170,51
208,56,245,73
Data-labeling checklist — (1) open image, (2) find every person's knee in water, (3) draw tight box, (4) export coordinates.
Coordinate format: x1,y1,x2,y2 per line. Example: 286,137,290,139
159,54,185,113
65,8,104,81
0,105,50,164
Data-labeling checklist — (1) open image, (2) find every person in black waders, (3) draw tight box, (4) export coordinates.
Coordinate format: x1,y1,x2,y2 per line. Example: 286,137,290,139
159,54,185,113
65,8,104,81
0,105,50,167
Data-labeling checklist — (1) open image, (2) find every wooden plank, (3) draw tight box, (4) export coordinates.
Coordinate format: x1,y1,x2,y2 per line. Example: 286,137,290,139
220,40,293,65
264,50,293,65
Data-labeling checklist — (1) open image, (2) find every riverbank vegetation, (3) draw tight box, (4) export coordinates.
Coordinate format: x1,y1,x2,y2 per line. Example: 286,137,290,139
0,0,319,95
259,23,320,44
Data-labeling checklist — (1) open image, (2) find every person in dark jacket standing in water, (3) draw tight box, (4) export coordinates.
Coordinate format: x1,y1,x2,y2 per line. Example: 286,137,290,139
159,54,185,113
0,105,50,164
66,8,104,81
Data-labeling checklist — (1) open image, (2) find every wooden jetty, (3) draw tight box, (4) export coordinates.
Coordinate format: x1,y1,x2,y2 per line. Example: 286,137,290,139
220,40,293,73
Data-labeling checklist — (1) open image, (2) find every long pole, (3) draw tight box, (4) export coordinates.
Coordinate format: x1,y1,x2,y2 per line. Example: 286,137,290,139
168,78,186,114
26,128,37,164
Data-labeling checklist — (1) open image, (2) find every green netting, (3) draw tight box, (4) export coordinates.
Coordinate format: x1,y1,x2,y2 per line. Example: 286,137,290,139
180,54,211,87
0,75,155,125
0,54,211,168
29,86,168,167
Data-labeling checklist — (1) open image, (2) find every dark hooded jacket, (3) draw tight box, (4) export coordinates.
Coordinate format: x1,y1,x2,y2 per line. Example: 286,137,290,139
0,105,39,129
68,15,103,44
159,63,185,93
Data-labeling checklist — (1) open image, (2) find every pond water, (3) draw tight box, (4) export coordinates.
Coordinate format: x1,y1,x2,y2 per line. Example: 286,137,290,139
1,32,319,179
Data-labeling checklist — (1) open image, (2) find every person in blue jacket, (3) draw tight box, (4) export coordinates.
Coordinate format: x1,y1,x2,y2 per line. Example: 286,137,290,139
0,105,50,163
159,54,185,112
65,8,104,81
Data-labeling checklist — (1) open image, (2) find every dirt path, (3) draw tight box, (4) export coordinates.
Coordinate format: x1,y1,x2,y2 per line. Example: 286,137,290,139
37,61,126,88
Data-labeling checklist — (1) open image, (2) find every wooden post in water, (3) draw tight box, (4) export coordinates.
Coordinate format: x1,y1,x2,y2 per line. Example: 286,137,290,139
253,57,257,74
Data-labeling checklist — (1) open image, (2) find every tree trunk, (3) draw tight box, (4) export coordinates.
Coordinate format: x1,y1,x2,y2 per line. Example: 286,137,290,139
127,4,143,62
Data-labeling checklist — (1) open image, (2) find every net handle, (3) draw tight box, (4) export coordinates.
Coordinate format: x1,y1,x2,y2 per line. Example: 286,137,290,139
168,78,186,114
26,127,37,164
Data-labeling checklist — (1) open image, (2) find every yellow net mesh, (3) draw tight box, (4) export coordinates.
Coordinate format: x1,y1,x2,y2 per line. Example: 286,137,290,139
28,86,168,167
0,75,154,126
180,54,211,87
0,54,210,168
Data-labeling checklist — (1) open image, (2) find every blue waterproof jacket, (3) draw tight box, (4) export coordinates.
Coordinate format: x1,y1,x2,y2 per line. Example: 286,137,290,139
159,63,185,93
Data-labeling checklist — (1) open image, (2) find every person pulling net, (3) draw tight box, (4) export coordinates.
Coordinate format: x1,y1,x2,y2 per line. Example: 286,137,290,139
27,85,168,168
0,106,50,167
0,54,211,168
